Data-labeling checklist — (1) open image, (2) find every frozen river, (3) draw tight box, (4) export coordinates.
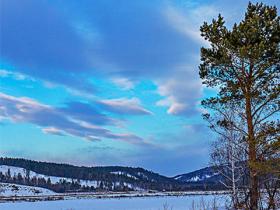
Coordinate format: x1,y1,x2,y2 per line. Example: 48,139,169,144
0,195,228,210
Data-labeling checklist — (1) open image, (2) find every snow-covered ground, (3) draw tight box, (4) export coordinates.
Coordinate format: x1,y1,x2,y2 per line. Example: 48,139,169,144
0,194,228,210
0,183,56,197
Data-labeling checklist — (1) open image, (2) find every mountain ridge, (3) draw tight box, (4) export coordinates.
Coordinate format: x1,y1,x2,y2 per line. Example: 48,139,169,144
0,157,223,192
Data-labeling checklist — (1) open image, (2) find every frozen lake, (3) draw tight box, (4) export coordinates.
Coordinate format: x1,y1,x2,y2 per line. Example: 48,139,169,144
0,195,228,210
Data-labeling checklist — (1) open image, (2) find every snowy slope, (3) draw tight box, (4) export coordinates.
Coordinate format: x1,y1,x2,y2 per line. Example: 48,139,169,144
0,183,55,196
0,165,144,191
0,165,99,188
173,167,221,183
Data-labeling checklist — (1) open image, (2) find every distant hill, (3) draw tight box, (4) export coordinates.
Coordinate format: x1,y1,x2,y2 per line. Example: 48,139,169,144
0,157,184,192
173,166,223,184
0,157,224,193
174,164,252,191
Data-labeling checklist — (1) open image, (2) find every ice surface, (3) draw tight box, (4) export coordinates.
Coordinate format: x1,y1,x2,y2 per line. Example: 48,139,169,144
0,195,228,210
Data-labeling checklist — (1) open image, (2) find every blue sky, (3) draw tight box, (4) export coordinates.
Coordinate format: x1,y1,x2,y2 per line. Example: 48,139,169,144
0,0,279,176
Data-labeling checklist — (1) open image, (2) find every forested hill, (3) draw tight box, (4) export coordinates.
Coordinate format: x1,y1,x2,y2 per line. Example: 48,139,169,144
0,157,168,182
0,157,185,192
173,166,223,184
0,157,225,192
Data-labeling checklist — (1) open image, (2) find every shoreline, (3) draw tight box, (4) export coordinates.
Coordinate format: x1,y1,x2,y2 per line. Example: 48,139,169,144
0,190,229,203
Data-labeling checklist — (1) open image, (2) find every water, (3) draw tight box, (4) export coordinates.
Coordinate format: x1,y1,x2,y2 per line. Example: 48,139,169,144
0,195,228,210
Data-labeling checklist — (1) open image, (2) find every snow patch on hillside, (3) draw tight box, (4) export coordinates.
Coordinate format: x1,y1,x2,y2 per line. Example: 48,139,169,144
110,171,138,180
0,165,144,191
0,165,99,188
174,175,182,180
174,172,220,182
137,172,148,179
0,183,55,197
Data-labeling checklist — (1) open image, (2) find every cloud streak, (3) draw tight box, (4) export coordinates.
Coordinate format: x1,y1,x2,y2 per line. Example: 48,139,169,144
0,92,143,144
99,98,153,115
0,69,33,81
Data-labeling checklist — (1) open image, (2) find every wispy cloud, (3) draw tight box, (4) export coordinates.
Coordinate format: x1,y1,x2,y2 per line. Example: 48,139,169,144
0,92,143,144
42,127,65,136
156,70,202,116
0,69,33,81
99,98,153,115
111,77,135,90
0,0,202,117
164,5,208,45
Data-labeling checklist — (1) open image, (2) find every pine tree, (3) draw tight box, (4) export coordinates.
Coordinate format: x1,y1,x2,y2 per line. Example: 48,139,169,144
6,168,11,181
199,2,280,209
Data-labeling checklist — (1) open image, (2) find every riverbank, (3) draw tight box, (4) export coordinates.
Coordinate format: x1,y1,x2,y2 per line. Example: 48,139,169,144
0,190,228,203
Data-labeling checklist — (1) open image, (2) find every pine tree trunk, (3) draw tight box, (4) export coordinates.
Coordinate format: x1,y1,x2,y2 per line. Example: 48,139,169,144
245,95,258,210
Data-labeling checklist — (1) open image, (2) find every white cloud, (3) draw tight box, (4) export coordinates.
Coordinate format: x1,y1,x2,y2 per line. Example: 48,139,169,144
99,98,153,115
164,5,207,45
112,77,135,90
0,69,32,81
42,127,65,136
151,4,216,117
156,66,202,116
0,92,144,144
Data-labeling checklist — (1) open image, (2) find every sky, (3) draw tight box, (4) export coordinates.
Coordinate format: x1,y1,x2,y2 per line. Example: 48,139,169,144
0,0,279,176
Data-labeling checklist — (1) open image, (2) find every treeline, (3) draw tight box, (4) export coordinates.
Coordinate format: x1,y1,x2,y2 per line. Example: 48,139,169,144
0,157,225,192
0,170,80,192
0,157,169,183
0,169,139,193
0,157,182,192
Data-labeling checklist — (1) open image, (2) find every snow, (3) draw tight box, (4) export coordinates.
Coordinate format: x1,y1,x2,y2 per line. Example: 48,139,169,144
79,180,98,188
189,176,200,182
110,171,138,180
174,175,182,180
0,194,228,210
180,172,220,182
0,166,26,177
137,172,148,179
0,165,99,188
0,183,56,197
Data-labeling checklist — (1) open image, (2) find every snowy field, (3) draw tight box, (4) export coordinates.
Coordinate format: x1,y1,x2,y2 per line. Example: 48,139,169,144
0,195,228,210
